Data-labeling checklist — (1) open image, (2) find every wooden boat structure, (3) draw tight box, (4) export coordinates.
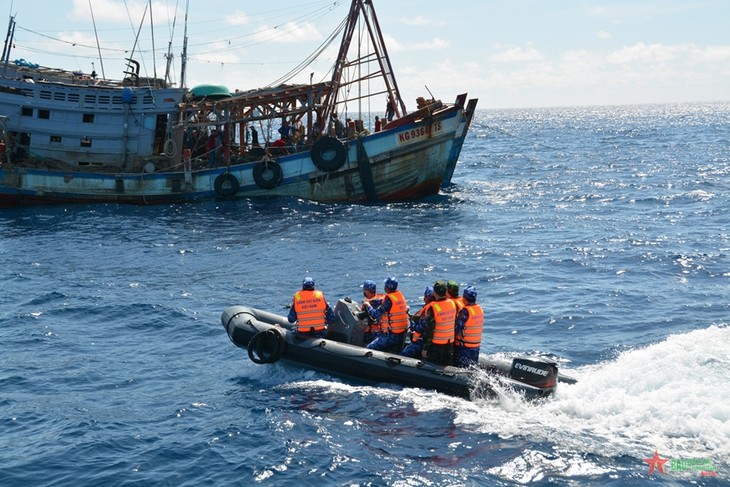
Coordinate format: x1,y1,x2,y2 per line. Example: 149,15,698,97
222,298,577,400
0,1,477,207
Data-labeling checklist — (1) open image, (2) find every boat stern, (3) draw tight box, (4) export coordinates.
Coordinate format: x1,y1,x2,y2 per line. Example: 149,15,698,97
508,357,559,393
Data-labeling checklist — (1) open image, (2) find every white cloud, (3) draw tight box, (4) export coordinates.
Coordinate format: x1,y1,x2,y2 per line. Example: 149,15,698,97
225,10,250,26
411,38,449,50
607,43,681,64
401,16,444,26
588,2,699,20
693,45,730,62
560,49,602,77
191,40,240,65
382,34,448,52
57,31,104,48
70,0,176,25
382,34,405,52
489,45,543,63
253,22,321,44
462,37,730,107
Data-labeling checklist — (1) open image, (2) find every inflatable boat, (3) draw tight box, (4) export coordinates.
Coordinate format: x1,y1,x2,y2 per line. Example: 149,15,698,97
221,298,576,400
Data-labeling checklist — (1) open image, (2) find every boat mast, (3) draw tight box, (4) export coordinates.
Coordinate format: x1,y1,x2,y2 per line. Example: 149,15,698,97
148,0,157,82
1,15,16,74
88,0,106,79
180,0,189,88
164,3,178,87
320,0,406,129
362,0,407,117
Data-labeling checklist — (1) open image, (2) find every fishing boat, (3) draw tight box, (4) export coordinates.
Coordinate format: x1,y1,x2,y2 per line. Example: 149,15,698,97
0,1,477,207
221,298,576,400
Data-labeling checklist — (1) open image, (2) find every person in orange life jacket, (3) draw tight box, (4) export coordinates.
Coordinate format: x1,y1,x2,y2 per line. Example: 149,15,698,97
410,286,434,323
359,279,384,344
400,286,434,358
287,277,334,338
453,286,484,368
447,280,465,312
364,277,410,353
419,280,456,366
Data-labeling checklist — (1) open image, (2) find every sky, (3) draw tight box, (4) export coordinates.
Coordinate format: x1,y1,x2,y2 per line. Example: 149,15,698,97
3,0,729,109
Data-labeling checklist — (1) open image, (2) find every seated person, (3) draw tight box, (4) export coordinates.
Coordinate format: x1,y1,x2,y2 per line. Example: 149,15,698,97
363,277,409,353
360,279,384,344
288,277,334,338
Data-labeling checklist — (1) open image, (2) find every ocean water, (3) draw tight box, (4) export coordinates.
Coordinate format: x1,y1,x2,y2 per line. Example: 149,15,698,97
1,102,728,486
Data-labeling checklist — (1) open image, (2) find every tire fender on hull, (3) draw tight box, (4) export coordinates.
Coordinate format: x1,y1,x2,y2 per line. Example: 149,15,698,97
311,136,346,172
214,173,240,198
253,160,283,189
247,328,286,364
164,139,176,158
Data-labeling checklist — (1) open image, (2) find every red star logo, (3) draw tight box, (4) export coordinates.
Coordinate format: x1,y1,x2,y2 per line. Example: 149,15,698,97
644,450,669,475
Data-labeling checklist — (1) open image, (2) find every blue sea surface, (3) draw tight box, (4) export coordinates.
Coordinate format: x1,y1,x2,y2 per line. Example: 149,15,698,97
1,102,728,486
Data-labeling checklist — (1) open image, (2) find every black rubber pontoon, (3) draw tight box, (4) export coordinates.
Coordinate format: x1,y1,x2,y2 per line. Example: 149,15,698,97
221,298,575,400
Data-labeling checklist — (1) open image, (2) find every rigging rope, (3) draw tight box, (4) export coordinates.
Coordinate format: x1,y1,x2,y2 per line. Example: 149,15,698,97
265,14,348,88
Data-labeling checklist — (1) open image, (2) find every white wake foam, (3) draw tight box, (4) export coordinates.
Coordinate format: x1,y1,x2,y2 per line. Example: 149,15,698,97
243,324,729,473
454,324,730,467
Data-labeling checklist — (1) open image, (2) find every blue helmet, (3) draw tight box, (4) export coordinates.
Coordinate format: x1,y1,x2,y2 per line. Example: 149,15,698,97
362,279,376,293
463,285,477,303
423,286,434,301
384,276,398,291
302,277,315,290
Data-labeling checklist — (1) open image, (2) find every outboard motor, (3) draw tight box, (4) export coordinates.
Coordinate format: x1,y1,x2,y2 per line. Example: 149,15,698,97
326,298,367,345
509,357,558,389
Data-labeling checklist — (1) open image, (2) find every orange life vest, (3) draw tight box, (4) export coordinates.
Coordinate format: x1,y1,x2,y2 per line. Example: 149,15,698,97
411,302,433,343
293,290,327,332
456,304,484,348
382,290,409,334
364,292,385,334
430,299,456,345
450,296,465,312
411,303,428,322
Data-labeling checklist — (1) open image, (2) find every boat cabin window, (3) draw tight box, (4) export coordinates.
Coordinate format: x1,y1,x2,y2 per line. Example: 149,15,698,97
80,137,92,148
38,109,50,119
50,136,61,143
21,107,33,117
83,114,95,123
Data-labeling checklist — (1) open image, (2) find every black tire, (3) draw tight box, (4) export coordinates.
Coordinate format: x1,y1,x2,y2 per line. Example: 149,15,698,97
311,136,346,172
164,139,176,158
247,328,286,364
214,173,240,198
252,160,283,189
